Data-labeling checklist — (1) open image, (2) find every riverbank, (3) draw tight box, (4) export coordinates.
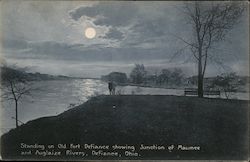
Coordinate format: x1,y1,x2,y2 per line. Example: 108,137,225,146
1,95,248,160
114,82,249,94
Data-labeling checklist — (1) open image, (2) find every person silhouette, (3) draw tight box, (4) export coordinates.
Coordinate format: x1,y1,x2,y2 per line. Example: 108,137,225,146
111,82,116,95
108,81,116,95
108,81,113,95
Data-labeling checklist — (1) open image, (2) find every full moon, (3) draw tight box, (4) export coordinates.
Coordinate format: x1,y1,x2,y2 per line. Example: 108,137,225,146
85,27,96,39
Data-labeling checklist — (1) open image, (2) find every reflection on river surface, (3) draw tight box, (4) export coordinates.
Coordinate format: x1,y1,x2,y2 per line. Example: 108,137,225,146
1,79,248,134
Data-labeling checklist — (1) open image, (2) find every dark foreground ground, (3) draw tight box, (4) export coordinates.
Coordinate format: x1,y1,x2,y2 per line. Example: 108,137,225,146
1,95,249,160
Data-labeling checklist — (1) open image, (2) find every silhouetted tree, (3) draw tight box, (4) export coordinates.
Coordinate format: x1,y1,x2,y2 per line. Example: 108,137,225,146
210,72,238,99
170,68,184,85
179,2,245,97
157,69,171,85
157,68,184,86
1,66,33,128
130,64,147,84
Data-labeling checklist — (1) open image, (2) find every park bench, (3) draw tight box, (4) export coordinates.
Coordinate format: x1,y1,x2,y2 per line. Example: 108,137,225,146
184,88,220,97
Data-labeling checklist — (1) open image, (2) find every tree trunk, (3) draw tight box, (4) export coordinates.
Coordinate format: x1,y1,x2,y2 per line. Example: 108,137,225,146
15,100,18,128
198,73,203,97
198,49,204,97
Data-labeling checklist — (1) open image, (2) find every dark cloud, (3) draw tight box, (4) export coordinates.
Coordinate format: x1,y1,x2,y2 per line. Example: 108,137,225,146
133,17,169,38
69,2,188,48
2,1,248,78
69,2,190,49
27,41,107,61
3,35,248,66
3,39,174,62
69,6,99,20
2,39,29,50
101,28,124,40
29,41,171,61
69,2,138,27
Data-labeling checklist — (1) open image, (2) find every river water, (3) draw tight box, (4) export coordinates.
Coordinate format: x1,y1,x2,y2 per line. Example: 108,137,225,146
0,79,248,135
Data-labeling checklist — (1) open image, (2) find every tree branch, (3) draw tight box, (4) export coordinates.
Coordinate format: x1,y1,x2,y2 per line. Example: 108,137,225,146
170,33,198,49
168,44,190,63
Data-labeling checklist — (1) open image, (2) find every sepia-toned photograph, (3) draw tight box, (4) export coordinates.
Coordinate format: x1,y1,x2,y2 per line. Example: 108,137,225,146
0,0,249,160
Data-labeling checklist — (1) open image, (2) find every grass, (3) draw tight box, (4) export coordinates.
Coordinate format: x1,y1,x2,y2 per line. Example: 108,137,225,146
1,95,248,160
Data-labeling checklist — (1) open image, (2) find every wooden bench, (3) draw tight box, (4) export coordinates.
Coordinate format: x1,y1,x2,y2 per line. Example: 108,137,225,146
184,88,220,96
184,88,197,96
204,90,220,96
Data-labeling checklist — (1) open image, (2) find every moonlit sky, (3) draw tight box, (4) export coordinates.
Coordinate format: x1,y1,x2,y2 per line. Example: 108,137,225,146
0,1,249,78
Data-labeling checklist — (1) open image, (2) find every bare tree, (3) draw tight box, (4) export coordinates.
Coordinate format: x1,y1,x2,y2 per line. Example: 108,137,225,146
178,1,245,97
157,68,184,86
1,66,33,128
157,69,171,85
130,64,147,84
210,72,238,99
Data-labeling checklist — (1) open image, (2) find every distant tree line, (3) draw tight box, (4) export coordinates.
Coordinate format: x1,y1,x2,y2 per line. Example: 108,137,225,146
101,64,248,91
101,64,186,87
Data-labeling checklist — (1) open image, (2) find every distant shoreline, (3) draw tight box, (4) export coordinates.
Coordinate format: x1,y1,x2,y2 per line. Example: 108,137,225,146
36,78,249,93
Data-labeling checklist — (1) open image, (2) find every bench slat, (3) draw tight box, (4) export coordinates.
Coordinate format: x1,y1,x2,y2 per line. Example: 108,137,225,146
184,89,220,96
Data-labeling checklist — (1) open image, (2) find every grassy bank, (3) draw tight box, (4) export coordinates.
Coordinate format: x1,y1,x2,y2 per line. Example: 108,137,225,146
1,95,248,160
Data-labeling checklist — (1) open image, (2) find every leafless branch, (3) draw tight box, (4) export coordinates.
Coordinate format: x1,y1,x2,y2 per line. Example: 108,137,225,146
168,44,190,63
